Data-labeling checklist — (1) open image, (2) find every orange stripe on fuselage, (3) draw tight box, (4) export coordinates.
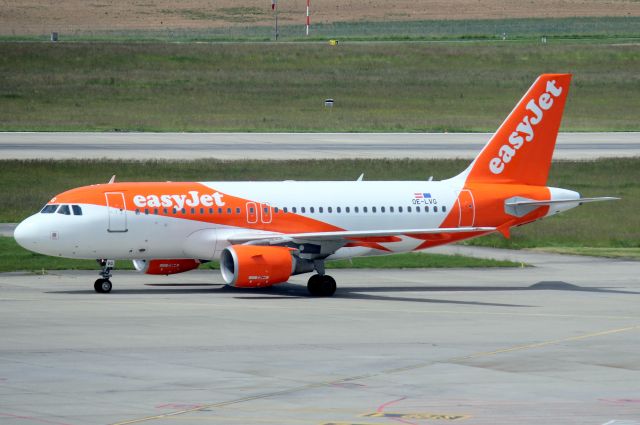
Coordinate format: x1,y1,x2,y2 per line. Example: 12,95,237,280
410,183,551,251
51,182,344,234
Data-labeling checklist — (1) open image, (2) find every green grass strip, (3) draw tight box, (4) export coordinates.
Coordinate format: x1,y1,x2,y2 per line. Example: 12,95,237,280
1,40,638,132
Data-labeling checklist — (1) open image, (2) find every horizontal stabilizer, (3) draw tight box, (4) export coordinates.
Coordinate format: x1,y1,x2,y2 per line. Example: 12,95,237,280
505,197,619,207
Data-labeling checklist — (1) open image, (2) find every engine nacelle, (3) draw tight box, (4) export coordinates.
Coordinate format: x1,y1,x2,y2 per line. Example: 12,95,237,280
220,245,294,288
133,259,200,275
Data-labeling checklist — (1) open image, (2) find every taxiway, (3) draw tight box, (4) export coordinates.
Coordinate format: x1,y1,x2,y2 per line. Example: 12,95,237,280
0,248,639,425
1,132,639,160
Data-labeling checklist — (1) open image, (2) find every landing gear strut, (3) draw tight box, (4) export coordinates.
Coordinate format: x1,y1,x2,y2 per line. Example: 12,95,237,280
94,259,114,293
307,274,337,297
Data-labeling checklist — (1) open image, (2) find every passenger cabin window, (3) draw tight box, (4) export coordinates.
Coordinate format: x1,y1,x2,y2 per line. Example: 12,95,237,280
442,206,447,213
434,206,438,213
41,205,58,214
57,205,71,215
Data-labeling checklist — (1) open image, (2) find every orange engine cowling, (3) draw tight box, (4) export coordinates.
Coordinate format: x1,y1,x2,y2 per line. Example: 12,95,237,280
133,259,200,275
220,245,293,288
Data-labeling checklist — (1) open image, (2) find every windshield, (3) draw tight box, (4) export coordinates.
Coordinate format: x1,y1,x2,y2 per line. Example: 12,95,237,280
41,205,58,214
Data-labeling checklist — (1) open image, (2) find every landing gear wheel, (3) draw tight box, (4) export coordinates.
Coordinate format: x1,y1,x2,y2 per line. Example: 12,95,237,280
307,274,337,297
94,278,112,293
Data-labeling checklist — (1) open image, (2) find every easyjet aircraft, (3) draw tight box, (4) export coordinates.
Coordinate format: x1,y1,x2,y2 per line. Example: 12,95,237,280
14,74,616,296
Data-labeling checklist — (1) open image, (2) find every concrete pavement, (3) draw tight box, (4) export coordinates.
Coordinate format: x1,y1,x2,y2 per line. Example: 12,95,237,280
1,132,639,160
0,249,639,425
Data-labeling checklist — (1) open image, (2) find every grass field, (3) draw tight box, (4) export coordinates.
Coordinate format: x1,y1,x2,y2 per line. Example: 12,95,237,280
4,17,639,42
0,41,638,132
1,158,638,249
0,237,519,273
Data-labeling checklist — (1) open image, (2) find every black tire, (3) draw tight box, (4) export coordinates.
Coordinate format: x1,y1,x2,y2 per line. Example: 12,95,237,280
307,274,321,296
94,278,112,293
307,274,336,297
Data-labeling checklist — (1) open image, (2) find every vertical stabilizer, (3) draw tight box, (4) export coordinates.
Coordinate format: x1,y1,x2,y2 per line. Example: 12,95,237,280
460,74,571,186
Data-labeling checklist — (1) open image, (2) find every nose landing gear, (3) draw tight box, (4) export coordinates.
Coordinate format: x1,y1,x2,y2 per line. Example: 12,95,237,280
94,259,114,293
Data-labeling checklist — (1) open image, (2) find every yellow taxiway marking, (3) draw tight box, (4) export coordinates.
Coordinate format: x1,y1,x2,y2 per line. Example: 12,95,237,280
111,324,639,425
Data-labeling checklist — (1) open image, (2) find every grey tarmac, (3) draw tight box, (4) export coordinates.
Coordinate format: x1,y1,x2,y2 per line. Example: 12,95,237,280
1,132,639,160
0,248,639,425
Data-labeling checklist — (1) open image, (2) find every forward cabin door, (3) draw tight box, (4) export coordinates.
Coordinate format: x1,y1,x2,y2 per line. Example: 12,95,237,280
457,189,475,227
105,192,128,232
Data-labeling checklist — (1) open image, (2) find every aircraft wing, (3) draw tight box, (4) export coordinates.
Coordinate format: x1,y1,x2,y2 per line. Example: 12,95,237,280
226,227,496,246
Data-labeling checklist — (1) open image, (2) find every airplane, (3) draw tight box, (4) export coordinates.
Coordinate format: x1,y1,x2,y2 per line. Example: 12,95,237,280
13,73,617,296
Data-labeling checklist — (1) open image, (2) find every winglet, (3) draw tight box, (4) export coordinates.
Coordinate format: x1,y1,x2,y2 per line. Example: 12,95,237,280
108,175,116,184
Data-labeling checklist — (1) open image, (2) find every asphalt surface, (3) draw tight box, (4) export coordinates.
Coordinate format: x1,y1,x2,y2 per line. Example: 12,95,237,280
1,132,639,160
1,248,639,425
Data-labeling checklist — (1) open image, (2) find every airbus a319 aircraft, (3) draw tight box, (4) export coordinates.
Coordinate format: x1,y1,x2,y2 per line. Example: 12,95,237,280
14,74,616,296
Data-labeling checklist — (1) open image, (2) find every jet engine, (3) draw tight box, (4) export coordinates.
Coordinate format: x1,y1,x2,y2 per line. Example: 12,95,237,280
133,259,200,275
220,245,299,288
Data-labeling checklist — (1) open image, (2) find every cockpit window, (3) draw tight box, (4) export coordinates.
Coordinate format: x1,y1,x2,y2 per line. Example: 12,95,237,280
41,204,58,214
72,205,83,216
57,205,71,215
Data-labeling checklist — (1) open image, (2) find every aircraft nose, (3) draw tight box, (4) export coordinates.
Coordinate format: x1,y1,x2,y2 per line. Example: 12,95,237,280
14,217,40,250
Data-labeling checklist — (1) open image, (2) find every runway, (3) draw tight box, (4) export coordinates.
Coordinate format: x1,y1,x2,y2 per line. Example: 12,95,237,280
1,247,639,425
1,132,639,160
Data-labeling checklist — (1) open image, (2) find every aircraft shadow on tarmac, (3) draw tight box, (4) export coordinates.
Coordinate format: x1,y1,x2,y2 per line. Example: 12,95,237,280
47,280,638,308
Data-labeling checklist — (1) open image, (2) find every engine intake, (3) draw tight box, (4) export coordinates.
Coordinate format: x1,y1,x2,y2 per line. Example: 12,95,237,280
220,245,294,288
133,259,200,275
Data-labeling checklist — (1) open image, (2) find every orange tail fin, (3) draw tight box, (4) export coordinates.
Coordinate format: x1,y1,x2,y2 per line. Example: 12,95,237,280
461,74,571,186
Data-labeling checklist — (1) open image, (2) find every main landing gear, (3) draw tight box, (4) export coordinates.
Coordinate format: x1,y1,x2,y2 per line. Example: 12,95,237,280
307,274,337,297
94,259,114,293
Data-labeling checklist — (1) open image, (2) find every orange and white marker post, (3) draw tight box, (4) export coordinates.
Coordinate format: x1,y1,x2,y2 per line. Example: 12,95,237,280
306,0,310,35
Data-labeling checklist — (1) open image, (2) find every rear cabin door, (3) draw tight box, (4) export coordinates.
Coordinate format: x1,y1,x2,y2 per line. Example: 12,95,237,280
105,192,127,232
457,189,475,227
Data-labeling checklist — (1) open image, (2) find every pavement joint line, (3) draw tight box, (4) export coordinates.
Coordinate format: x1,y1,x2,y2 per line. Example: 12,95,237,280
109,324,640,425
1,296,638,320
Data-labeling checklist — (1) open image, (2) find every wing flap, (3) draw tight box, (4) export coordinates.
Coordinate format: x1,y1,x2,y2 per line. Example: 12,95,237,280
227,227,496,245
